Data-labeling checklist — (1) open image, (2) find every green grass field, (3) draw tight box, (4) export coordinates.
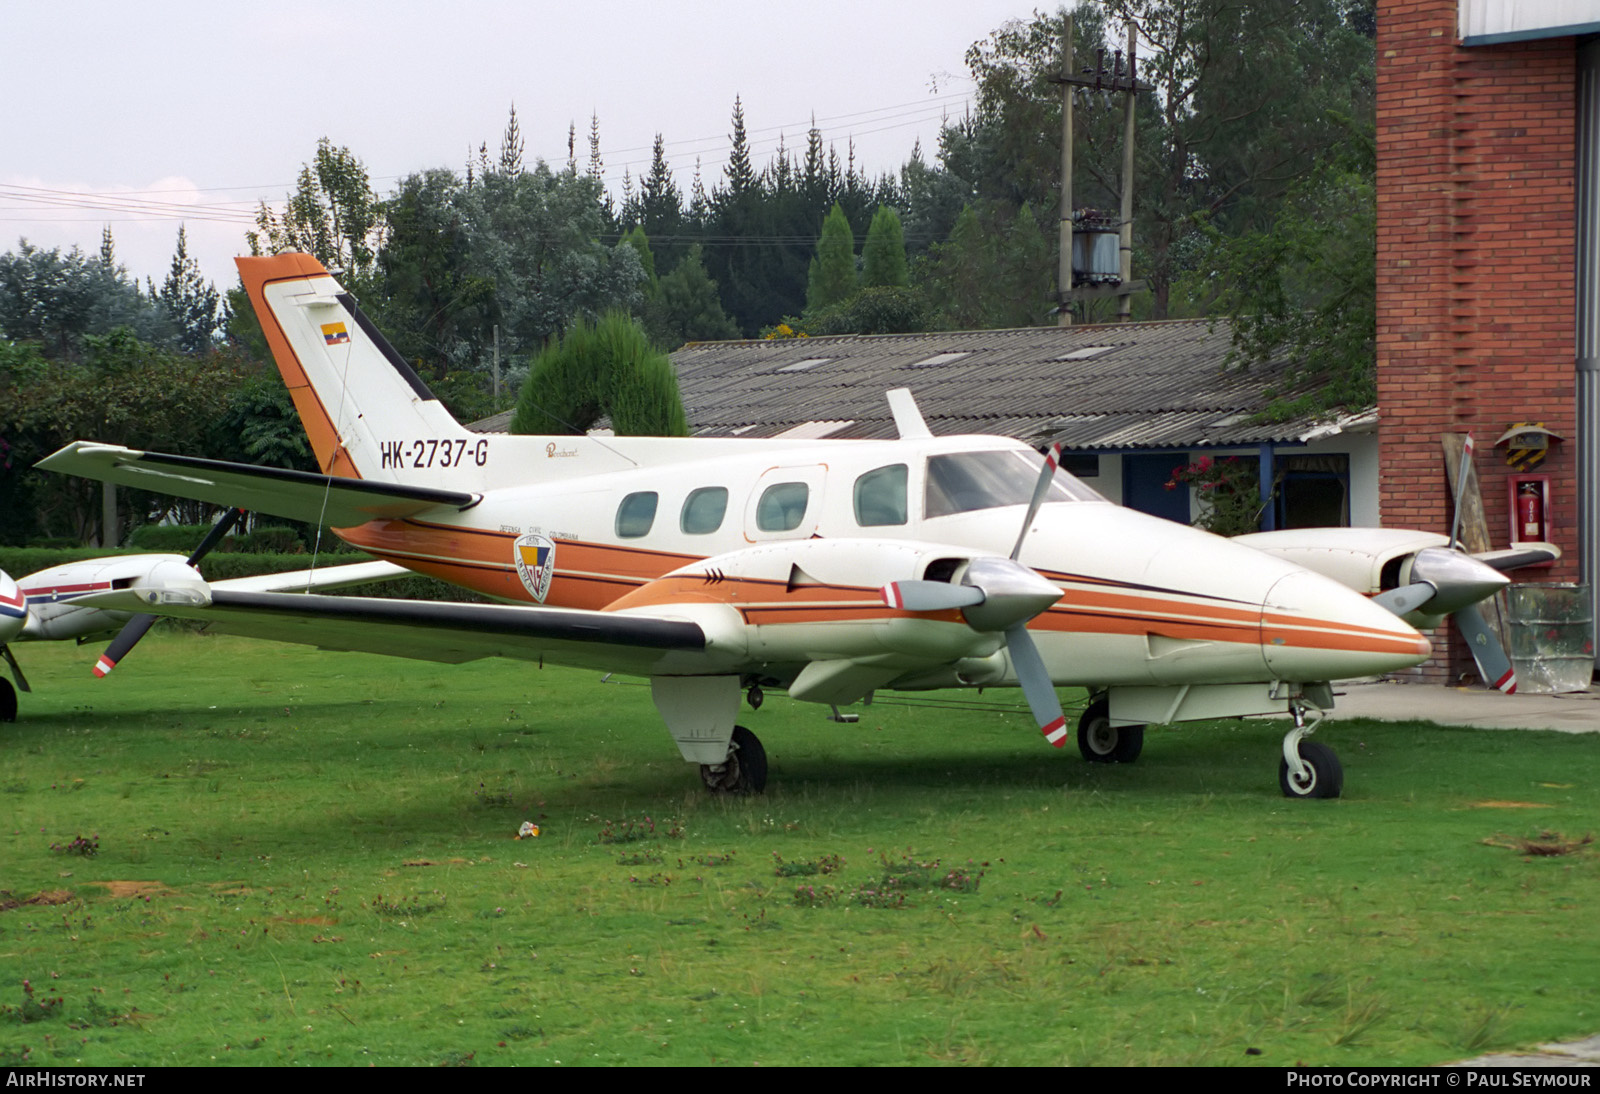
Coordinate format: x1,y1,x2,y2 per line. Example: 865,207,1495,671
2,632,1596,1066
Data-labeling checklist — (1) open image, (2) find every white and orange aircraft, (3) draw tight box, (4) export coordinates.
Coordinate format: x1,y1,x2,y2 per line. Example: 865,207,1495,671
36,253,1521,798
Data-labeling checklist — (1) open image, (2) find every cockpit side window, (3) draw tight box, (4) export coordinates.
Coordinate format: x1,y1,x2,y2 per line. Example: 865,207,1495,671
615,491,659,538
853,464,908,526
924,450,1099,518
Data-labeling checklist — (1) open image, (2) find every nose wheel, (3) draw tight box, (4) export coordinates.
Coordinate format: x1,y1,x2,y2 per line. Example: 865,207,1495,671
699,725,767,795
1279,699,1342,799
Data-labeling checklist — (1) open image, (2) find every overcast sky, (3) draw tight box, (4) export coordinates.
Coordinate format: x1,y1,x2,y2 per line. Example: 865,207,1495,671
2,0,1039,290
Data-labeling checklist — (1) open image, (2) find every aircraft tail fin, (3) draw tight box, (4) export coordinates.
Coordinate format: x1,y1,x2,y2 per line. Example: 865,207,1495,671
237,253,469,483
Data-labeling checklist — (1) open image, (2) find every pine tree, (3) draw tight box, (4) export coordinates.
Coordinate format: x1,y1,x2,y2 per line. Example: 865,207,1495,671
724,96,755,197
640,134,684,270
861,206,909,288
159,225,220,355
499,103,524,175
806,203,857,311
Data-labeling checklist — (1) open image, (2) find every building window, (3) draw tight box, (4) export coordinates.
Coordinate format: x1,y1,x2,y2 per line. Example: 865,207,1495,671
1276,454,1350,528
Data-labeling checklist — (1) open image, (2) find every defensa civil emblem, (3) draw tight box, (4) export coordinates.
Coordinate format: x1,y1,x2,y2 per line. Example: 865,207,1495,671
513,533,557,603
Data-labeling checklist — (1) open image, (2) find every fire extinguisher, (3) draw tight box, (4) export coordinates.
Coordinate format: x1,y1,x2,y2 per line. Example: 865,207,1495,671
1517,482,1544,541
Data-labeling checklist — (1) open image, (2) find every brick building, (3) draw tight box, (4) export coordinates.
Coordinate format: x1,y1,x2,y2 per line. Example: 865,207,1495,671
1377,0,1600,675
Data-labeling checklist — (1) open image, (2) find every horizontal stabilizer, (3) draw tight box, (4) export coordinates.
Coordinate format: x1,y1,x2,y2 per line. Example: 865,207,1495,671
212,560,411,594
38,443,479,526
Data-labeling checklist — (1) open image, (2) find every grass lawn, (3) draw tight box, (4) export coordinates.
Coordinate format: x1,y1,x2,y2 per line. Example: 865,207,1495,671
1,632,1596,1066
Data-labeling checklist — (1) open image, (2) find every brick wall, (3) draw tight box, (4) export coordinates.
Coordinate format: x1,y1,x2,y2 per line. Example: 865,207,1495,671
1376,0,1579,680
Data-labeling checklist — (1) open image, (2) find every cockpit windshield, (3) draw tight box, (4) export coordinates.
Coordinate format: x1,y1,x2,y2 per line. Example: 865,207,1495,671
924,449,1105,519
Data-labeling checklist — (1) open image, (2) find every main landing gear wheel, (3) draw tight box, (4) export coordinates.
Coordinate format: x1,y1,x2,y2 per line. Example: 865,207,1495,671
1076,698,1144,764
1279,740,1343,799
699,725,767,795
0,678,15,723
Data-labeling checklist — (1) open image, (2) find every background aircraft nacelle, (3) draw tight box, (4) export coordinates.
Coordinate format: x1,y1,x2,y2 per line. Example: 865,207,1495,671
18,555,204,641
1,571,24,644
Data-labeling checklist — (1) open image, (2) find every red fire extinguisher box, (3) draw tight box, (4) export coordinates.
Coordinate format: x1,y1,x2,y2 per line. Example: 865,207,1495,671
1506,473,1553,559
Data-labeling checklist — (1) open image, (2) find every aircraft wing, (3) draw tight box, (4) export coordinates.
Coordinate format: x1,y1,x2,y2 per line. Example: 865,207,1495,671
37,443,480,526
74,587,714,677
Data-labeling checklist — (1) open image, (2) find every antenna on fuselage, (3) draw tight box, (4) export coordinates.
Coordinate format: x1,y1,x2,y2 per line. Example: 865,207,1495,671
885,388,932,440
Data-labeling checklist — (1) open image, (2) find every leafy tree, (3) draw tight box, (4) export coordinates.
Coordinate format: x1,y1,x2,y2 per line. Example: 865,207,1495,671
1197,133,1376,418
510,312,687,436
861,206,909,288
806,204,856,311
0,240,168,360
801,286,931,336
249,138,383,281
376,169,496,378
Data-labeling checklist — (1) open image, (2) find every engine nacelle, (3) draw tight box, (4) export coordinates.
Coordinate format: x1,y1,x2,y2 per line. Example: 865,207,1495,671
17,554,204,641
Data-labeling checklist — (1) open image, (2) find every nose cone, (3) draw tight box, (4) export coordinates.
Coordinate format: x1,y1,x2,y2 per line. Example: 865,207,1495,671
1261,570,1432,680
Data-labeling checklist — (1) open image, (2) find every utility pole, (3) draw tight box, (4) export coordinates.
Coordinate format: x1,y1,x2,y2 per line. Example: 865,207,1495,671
1118,23,1137,321
1050,19,1149,323
1057,14,1075,327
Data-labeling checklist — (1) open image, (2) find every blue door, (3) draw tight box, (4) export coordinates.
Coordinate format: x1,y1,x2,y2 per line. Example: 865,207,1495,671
1122,453,1192,524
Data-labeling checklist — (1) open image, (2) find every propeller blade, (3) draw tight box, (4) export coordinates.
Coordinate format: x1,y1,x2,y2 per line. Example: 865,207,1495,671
93,507,242,679
1005,623,1068,747
1,644,31,693
1011,443,1064,561
92,614,158,678
188,507,245,565
1455,602,1516,693
881,580,985,612
1372,581,1438,618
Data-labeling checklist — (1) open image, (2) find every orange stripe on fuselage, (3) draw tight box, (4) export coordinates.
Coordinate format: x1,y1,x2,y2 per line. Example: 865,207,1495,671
236,253,361,479
333,520,1420,656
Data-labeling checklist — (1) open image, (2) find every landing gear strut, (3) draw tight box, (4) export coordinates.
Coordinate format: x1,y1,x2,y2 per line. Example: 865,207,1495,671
1279,698,1342,799
1076,696,1144,763
700,725,767,795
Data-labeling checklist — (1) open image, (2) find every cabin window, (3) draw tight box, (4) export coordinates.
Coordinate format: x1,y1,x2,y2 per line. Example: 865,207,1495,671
756,482,809,532
615,491,659,538
854,464,908,526
680,487,729,534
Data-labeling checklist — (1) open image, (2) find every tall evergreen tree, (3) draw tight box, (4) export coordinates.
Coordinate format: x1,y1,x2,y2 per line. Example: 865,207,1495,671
640,134,685,271
861,206,909,288
499,103,525,175
158,225,220,355
806,203,857,311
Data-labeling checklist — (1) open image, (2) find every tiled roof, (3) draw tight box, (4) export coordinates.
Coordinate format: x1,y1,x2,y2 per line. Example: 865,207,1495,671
472,320,1371,450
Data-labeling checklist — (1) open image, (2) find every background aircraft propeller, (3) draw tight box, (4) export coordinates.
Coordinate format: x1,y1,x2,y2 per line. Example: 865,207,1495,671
93,507,245,678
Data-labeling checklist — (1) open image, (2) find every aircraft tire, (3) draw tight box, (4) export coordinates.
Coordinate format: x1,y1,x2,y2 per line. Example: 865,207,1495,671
1279,740,1343,799
699,725,767,795
1077,698,1143,764
0,678,15,723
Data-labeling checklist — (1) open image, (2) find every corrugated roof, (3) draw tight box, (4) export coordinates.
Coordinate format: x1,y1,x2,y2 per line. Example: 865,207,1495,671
472,320,1369,449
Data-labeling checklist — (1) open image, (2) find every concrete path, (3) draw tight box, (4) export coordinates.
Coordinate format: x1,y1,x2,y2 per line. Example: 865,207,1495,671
1329,679,1600,734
